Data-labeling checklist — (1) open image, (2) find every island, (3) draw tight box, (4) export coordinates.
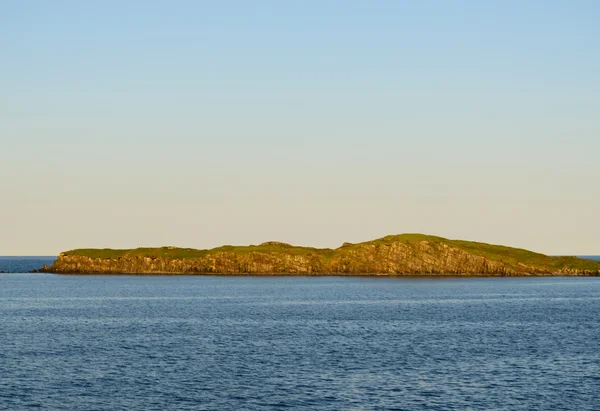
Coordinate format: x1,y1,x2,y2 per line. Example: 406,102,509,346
40,234,600,276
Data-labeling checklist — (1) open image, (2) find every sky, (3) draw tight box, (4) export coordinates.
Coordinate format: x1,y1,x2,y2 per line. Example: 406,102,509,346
1,0,599,255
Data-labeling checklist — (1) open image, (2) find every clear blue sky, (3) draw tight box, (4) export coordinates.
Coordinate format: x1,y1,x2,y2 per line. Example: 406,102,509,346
2,1,599,255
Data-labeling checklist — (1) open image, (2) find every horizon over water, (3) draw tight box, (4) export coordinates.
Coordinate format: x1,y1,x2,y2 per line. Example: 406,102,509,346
3,1,599,410
0,256,56,273
2,268,600,409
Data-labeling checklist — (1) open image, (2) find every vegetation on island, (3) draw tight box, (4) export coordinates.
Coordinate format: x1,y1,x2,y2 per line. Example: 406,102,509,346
53,234,600,275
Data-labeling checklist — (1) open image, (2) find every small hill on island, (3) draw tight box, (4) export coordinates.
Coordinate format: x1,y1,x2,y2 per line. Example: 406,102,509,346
44,234,600,276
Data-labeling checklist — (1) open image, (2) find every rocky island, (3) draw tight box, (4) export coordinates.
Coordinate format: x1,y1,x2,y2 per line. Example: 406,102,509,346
42,234,600,276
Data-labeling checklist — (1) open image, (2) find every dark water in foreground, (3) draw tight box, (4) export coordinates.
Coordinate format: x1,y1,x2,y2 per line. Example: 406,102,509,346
2,273,600,410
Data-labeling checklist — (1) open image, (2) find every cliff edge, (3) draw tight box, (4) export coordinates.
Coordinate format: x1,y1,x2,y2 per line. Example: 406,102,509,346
44,234,600,276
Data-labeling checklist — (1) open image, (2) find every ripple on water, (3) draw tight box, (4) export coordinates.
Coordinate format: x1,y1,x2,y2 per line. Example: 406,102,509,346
1,274,600,410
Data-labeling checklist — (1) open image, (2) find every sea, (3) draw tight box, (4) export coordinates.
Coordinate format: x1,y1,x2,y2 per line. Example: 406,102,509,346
1,257,600,410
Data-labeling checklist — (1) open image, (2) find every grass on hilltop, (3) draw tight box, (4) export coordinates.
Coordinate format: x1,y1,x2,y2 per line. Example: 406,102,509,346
372,234,600,271
63,234,600,271
64,243,336,259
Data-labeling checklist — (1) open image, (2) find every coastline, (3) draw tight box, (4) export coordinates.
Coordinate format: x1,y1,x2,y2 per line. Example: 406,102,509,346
41,234,600,277
40,272,600,277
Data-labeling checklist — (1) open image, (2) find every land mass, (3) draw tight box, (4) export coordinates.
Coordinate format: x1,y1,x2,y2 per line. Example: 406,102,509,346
43,234,600,276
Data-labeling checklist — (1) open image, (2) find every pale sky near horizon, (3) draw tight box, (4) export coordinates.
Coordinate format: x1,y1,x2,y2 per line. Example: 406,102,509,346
1,1,599,255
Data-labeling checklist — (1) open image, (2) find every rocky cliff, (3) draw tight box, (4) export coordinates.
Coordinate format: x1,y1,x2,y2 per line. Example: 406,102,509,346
44,234,600,276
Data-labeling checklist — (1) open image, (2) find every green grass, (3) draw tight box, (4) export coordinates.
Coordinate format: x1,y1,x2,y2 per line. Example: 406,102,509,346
63,247,212,259
64,243,337,259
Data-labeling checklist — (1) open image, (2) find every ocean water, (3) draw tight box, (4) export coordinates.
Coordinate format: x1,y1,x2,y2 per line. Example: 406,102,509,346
1,269,600,409
0,256,56,273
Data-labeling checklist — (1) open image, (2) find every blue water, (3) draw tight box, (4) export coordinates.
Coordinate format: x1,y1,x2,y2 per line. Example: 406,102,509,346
0,256,56,273
2,271,600,410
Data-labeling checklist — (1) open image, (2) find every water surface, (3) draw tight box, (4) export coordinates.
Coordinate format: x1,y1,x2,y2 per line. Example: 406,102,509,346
1,272,600,410
0,256,55,273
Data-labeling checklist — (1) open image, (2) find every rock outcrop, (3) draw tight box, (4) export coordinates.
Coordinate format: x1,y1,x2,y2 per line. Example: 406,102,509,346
44,234,600,276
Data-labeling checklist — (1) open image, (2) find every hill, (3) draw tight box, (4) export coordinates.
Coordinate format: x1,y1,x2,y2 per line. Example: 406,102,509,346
43,234,600,276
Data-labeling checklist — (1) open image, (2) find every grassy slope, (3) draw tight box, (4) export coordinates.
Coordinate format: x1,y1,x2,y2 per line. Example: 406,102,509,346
374,234,600,271
64,243,336,259
62,234,600,271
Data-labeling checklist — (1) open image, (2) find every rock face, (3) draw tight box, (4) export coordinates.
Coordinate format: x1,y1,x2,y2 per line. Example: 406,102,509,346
45,234,600,276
